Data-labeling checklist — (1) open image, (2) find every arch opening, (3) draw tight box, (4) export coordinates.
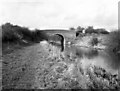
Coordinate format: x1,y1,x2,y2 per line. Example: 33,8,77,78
54,34,65,52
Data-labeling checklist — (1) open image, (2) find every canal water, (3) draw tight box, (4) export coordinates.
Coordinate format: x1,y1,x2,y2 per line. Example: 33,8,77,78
56,45,120,75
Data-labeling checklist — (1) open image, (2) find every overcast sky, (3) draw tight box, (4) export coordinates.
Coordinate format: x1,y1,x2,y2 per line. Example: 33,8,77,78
0,0,119,31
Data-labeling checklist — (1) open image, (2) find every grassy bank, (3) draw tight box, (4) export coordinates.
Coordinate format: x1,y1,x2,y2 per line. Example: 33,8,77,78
34,42,120,89
74,30,120,52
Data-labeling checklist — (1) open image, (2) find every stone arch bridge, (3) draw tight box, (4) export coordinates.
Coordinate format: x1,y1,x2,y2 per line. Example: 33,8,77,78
44,30,76,44
43,30,76,51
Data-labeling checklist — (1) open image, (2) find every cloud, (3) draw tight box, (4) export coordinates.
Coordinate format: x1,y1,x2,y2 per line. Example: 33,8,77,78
0,0,119,30
119,1,120,29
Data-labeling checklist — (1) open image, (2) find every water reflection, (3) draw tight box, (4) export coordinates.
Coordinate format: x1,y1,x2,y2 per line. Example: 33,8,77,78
99,49,120,71
76,47,98,59
49,42,63,51
52,44,120,74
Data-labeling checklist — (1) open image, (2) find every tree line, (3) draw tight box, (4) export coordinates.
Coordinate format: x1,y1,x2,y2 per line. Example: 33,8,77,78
69,26,109,37
2,23,48,44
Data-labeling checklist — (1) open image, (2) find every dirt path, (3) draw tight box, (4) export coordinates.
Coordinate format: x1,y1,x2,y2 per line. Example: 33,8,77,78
2,43,51,89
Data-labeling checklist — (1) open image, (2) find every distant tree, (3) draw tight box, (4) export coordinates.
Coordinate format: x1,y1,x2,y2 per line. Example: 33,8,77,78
99,29,109,34
90,37,99,46
87,26,93,30
85,26,94,34
2,23,50,44
77,26,84,32
69,27,75,31
76,26,84,37
107,30,120,53
2,23,19,42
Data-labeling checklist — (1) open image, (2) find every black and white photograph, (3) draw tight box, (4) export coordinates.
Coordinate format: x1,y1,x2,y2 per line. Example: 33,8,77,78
0,0,120,90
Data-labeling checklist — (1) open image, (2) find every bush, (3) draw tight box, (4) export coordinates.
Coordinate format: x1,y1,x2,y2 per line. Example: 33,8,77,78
85,26,109,34
95,29,109,34
90,37,99,46
69,27,75,31
2,23,49,44
107,30,120,52
2,23,19,42
85,26,94,34
76,26,84,37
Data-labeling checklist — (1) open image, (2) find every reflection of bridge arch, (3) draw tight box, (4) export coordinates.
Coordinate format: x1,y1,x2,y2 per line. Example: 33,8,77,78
53,34,65,51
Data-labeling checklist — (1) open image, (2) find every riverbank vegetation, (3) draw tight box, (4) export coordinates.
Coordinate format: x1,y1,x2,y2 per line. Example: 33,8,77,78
2,23,49,43
2,23,49,54
34,42,120,89
75,26,109,37
107,30,120,53
75,26,120,53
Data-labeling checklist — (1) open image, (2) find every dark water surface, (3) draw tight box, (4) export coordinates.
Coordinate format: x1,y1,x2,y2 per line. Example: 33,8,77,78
55,44,120,75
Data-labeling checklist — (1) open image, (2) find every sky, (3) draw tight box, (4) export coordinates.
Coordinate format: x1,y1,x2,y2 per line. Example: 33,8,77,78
118,1,120,29
0,0,119,31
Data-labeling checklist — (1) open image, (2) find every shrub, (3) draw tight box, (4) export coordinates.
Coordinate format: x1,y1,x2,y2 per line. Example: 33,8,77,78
2,23,19,42
107,30,120,52
69,27,75,31
90,37,99,46
95,29,109,34
2,23,49,44
76,26,84,37
85,26,109,34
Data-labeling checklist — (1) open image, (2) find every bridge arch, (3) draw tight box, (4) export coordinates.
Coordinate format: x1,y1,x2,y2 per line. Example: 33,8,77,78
53,34,65,51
